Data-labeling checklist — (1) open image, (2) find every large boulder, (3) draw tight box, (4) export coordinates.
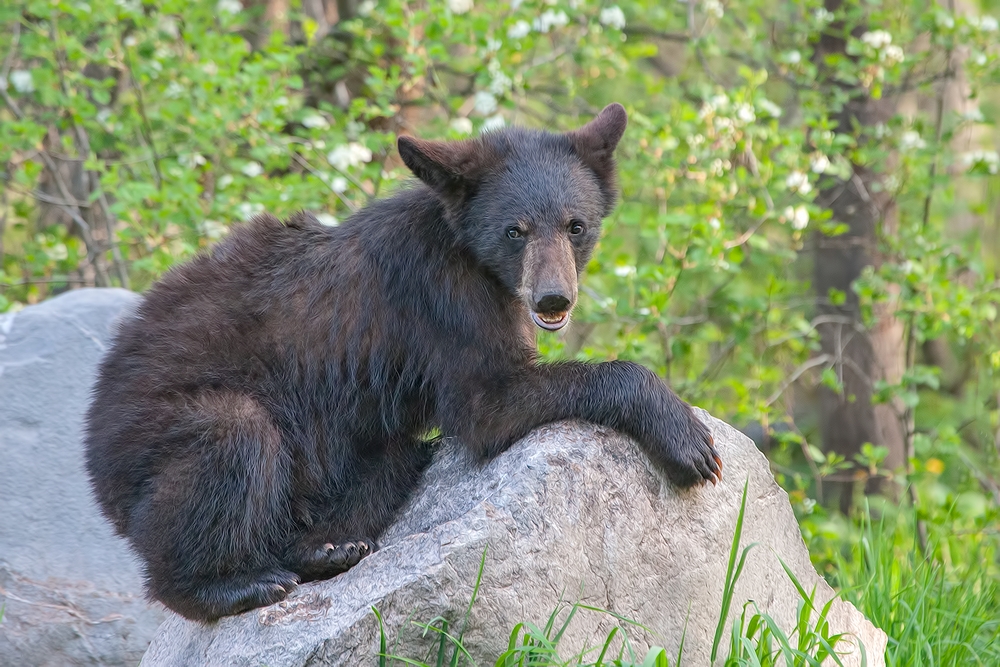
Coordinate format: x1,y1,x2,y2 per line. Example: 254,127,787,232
0,288,165,666
143,416,887,665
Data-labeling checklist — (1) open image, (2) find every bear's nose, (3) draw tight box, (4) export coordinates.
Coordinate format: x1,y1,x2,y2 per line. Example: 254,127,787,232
534,294,571,314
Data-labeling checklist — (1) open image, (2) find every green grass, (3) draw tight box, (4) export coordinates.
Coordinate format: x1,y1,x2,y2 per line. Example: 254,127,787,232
375,480,868,666
828,505,1000,666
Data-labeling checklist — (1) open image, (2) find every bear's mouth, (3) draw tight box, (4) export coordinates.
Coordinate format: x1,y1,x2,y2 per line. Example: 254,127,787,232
531,310,570,331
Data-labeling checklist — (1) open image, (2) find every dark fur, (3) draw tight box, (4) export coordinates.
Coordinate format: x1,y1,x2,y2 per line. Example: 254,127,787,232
84,104,720,622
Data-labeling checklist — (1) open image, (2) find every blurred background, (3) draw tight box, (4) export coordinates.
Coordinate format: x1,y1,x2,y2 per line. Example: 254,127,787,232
1,0,999,659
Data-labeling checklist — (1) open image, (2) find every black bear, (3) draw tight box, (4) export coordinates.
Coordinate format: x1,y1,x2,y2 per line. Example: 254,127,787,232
84,103,720,622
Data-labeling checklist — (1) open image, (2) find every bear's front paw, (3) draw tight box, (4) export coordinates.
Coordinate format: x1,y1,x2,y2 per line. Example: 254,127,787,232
647,409,722,488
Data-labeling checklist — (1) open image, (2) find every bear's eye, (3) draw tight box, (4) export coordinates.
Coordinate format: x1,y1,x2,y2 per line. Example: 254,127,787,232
507,227,523,240
569,221,585,235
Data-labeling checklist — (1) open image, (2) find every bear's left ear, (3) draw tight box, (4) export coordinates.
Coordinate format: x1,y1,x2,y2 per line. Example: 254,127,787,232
566,103,628,213
566,103,627,164
397,136,495,206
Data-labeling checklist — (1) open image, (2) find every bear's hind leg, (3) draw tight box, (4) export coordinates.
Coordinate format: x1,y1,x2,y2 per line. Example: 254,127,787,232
131,392,295,621
153,568,300,622
283,436,435,581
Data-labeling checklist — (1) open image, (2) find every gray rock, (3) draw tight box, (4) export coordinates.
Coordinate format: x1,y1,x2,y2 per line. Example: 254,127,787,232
0,288,165,666
142,414,887,666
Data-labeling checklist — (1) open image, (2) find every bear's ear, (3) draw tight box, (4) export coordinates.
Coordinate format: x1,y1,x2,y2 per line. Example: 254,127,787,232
397,136,493,204
567,103,627,213
566,103,628,166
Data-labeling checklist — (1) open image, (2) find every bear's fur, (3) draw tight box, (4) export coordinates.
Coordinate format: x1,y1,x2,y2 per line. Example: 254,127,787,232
84,104,720,622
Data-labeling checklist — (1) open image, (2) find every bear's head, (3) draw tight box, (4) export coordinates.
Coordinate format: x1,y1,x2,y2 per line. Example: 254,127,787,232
397,103,627,332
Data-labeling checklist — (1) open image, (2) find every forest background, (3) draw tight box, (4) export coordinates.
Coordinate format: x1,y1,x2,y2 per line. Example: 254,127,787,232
2,0,1000,662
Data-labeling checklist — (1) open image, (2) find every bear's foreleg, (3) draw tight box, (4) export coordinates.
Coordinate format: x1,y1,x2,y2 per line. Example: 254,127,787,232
436,360,721,488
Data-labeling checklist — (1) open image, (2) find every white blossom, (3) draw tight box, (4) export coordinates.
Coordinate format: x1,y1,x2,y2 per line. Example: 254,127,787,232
315,213,339,227
861,30,893,50
217,0,241,14
785,170,812,195
326,142,373,171
237,202,264,221
302,114,329,129
357,0,376,16
883,45,904,66
330,176,348,193
810,153,831,173
704,0,723,19
218,174,234,189
507,20,531,39
241,161,264,177
165,81,185,99
977,15,999,32
935,13,955,29
510,0,524,9
448,0,473,14
489,70,512,96
791,205,809,230
814,7,834,23
962,150,1000,174
599,6,626,30
533,9,568,33
486,38,503,52
474,90,498,115
782,50,802,65
450,117,474,135
758,98,782,118
178,153,206,168
900,130,925,151
784,205,809,230
736,103,755,123
481,114,506,132
10,70,33,93
974,53,988,66
613,265,636,277
709,217,721,230
200,220,228,240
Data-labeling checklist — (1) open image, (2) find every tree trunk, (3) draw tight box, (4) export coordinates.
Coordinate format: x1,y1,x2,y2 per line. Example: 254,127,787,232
813,2,906,512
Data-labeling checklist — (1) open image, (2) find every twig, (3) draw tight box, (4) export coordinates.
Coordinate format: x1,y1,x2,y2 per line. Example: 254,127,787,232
291,152,358,212
123,46,163,190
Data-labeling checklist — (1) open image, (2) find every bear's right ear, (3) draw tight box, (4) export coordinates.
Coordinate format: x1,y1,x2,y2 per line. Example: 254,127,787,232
397,136,492,205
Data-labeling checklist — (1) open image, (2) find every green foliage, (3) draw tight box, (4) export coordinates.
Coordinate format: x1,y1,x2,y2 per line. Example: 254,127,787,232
827,501,1000,666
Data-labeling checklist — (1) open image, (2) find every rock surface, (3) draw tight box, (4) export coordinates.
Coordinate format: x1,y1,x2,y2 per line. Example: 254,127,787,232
143,414,887,666
0,288,165,666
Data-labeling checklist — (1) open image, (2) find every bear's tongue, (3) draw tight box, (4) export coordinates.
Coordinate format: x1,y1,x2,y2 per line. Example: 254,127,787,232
531,310,569,331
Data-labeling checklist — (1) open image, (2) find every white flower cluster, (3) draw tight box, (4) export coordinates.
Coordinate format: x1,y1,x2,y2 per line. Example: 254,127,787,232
178,153,207,168
783,205,810,230
327,142,373,172
302,114,329,129
9,70,34,93
970,15,999,32
962,150,1000,174
899,130,926,152
534,9,569,33
448,0,473,14
860,30,904,65
217,0,241,15
599,6,626,30
810,153,831,173
785,171,812,195
704,0,723,19
241,161,264,178
237,202,264,221
507,20,532,39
